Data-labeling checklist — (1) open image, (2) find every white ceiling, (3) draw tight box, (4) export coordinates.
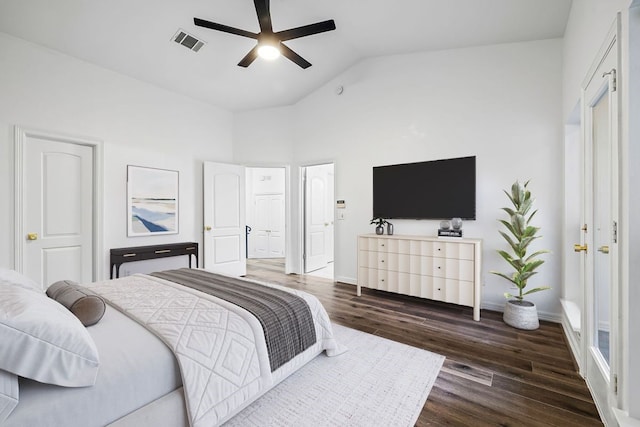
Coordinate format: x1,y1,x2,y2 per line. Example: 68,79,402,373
0,0,572,112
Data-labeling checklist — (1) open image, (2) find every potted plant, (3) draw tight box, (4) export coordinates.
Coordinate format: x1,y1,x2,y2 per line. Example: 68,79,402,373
490,180,550,330
370,217,387,235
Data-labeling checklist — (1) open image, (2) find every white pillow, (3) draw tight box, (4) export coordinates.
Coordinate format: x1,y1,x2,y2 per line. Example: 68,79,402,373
0,369,18,423
0,268,43,293
0,284,99,387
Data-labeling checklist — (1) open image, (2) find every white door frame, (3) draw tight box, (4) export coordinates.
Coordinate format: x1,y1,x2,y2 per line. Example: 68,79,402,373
14,126,104,281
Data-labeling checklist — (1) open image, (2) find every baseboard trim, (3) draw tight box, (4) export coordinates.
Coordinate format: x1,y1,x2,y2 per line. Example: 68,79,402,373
613,408,640,427
481,301,562,323
335,276,356,285
560,314,583,375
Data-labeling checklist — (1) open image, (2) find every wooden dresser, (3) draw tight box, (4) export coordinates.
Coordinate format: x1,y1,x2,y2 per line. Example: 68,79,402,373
357,234,482,320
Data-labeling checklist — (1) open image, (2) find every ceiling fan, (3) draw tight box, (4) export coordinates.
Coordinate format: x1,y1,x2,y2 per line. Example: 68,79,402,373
194,0,336,69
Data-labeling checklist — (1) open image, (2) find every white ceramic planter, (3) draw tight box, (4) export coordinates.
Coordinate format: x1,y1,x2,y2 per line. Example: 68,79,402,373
503,300,539,330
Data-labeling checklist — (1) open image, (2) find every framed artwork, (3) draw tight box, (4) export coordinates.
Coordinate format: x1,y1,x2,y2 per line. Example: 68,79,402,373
127,165,179,236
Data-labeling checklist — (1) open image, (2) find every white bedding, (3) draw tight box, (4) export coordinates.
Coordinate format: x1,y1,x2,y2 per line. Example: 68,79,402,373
86,273,344,427
4,272,342,427
3,302,182,427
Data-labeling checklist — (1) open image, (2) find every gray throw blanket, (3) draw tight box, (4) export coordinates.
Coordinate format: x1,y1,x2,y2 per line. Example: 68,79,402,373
151,268,317,371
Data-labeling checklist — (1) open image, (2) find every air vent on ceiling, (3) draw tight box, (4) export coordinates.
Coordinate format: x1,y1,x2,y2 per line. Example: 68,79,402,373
172,29,205,52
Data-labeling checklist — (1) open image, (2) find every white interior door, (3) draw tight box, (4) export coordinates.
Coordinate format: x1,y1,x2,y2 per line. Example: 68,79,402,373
266,194,285,257
252,195,270,258
579,21,620,424
20,135,94,287
203,162,246,276
250,194,284,258
304,165,328,273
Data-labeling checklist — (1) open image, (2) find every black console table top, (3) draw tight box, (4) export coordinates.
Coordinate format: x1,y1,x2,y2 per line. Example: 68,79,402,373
110,242,198,279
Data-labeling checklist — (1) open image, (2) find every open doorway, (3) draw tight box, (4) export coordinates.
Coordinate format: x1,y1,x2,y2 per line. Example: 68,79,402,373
245,167,286,273
302,163,334,280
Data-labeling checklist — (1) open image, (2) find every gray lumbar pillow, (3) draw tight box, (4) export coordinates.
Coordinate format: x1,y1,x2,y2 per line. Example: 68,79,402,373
46,280,106,327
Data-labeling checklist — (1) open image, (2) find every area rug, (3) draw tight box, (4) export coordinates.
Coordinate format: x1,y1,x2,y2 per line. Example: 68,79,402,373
225,323,445,426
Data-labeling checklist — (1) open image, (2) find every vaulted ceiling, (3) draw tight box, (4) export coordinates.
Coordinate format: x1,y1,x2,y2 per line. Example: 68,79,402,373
0,0,572,112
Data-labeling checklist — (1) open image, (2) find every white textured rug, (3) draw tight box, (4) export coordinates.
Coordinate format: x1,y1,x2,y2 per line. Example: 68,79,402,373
225,324,445,427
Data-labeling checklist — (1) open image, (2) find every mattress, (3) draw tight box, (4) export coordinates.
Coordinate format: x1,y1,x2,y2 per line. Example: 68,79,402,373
3,302,182,427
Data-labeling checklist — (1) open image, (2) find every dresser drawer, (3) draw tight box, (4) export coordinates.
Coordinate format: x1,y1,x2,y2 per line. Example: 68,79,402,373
359,250,474,281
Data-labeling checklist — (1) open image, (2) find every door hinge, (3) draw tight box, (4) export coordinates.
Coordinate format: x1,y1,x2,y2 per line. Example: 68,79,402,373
613,221,618,243
613,374,618,394
603,69,617,92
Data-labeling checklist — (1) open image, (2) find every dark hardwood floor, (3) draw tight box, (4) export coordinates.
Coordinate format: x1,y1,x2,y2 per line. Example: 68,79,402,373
246,259,603,427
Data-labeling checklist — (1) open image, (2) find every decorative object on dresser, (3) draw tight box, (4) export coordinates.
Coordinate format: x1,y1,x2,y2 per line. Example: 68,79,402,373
386,220,394,235
110,242,198,279
438,217,463,238
451,217,463,230
490,180,550,330
370,217,388,235
357,234,482,321
127,165,179,236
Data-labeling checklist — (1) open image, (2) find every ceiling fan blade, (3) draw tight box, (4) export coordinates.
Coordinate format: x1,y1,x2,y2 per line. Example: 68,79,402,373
254,0,273,33
194,17,258,39
276,20,336,41
280,43,312,69
238,45,260,67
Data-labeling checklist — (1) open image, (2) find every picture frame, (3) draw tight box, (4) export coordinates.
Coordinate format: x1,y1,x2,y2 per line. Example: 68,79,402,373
127,165,179,236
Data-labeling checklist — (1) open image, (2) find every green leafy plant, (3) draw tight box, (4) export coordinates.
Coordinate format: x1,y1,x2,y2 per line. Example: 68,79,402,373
490,180,551,301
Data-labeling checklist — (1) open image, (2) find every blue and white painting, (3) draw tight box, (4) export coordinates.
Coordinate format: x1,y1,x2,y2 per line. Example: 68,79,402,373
127,166,178,236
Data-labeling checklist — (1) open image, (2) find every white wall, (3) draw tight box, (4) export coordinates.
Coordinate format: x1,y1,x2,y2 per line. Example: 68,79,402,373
0,32,233,278
235,38,564,319
233,106,294,165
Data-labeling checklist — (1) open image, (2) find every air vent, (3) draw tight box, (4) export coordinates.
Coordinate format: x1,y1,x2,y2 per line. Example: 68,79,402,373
172,29,205,52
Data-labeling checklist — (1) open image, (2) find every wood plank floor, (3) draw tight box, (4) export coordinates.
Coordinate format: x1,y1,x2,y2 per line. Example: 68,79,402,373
246,259,603,427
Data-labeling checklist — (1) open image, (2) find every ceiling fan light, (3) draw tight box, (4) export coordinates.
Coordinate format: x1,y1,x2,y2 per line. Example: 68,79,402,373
257,44,280,60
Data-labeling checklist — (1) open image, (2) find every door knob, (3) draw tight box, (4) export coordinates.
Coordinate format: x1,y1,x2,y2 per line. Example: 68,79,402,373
205,226,212,231
598,245,610,254
27,233,38,240
574,243,588,253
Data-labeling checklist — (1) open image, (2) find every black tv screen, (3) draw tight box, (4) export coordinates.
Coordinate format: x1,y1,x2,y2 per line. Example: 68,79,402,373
373,156,476,220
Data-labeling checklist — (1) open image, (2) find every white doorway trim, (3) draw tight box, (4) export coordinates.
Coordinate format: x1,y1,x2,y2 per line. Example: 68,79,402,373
13,126,104,281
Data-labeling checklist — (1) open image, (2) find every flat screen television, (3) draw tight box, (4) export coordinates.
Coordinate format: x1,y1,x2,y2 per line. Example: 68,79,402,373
373,156,476,220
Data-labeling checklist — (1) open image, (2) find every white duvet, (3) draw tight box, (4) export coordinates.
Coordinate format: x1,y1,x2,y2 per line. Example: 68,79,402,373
86,273,344,427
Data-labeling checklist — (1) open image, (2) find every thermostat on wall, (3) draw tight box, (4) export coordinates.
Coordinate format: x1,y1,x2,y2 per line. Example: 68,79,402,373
336,200,346,209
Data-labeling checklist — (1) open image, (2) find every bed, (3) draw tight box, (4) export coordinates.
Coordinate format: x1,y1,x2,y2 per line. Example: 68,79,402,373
0,268,344,427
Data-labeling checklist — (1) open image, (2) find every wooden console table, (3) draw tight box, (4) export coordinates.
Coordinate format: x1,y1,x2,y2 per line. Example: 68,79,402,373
110,242,198,279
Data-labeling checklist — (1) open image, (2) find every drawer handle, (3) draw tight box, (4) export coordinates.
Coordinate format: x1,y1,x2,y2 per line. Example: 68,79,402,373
155,250,171,254
437,288,441,291
437,248,441,251
123,253,137,257
437,266,441,269
186,247,196,250
381,244,385,247
381,260,385,263
381,279,385,282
